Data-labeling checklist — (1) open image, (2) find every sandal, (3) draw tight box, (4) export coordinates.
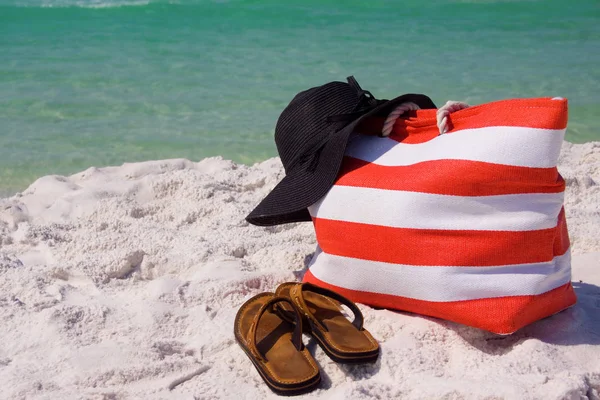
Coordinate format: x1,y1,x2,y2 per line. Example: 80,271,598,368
234,293,321,396
275,282,380,364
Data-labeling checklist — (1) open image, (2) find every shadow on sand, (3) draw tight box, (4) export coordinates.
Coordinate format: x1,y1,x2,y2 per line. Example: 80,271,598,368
447,281,600,355
294,252,600,355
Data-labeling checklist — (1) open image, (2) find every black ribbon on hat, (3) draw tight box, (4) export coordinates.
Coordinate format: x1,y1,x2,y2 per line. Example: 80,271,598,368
286,76,382,173
327,76,381,123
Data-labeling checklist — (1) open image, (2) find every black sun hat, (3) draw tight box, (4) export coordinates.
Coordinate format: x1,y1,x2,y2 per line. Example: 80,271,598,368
246,76,436,226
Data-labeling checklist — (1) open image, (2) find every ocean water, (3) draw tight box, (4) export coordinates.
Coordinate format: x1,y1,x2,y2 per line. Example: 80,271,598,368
1,0,599,195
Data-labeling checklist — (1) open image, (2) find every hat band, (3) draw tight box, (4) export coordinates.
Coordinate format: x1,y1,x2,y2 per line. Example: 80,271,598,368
347,76,378,108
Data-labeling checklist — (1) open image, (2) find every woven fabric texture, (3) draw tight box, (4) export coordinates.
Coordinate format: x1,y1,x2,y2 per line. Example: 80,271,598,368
304,97,577,335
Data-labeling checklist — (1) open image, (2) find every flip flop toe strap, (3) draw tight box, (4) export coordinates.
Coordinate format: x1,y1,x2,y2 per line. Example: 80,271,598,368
246,296,304,363
290,283,365,332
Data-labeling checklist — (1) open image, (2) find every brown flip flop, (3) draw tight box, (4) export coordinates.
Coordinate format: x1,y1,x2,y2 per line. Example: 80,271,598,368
234,293,321,396
275,282,379,364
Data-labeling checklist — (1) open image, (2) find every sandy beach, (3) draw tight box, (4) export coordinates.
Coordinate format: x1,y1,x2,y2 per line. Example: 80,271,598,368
0,140,599,399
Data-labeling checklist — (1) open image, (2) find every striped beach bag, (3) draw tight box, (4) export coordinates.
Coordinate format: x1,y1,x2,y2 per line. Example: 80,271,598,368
303,97,577,334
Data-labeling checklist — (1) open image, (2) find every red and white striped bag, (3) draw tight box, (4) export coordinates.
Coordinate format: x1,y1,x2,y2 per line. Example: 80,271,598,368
303,97,577,334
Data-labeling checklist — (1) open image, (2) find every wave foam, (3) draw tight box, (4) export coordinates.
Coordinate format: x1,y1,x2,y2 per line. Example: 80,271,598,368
4,0,166,8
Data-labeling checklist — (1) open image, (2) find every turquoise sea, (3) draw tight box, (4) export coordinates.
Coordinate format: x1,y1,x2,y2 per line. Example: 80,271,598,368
1,0,599,196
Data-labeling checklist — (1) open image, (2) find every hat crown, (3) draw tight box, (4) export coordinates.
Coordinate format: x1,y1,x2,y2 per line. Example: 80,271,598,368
274,81,363,172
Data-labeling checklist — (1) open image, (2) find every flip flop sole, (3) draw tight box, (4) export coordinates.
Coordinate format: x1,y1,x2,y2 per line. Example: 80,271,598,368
309,328,379,364
234,293,321,396
275,283,380,364
234,337,321,396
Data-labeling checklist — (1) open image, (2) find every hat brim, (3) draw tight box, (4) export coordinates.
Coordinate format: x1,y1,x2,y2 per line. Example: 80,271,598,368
245,93,436,226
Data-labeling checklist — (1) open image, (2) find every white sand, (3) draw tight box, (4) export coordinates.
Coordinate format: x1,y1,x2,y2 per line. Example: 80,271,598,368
0,141,599,400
